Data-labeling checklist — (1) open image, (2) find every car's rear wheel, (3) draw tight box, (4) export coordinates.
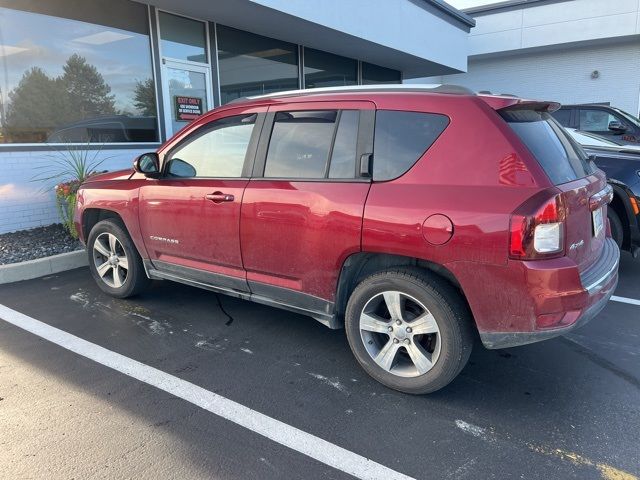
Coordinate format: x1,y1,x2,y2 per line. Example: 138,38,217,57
345,268,473,394
87,219,150,298
607,208,623,248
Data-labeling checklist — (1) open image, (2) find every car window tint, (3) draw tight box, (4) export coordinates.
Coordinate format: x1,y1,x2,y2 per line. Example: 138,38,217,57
329,110,359,178
169,114,256,178
551,109,571,127
265,110,337,178
502,109,593,185
579,110,617,132
373,111,449,181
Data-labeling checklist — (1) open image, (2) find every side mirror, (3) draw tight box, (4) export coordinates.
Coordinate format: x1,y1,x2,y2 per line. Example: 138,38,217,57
608,121,628,133
133,152,160,178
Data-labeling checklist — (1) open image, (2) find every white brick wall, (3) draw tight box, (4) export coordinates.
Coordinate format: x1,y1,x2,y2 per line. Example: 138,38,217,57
426,40,640,116
0,148,147,234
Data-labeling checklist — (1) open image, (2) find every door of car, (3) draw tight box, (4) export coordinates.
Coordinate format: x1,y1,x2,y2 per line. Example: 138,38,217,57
139,107,265,292
578,108,637,142
240,101,375,313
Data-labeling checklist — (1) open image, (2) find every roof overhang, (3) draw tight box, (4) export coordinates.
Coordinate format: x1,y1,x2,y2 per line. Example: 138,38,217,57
138,0,473,77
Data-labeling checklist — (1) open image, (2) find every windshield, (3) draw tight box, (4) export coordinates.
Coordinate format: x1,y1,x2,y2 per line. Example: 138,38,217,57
612,107,640,128
500,109,594,185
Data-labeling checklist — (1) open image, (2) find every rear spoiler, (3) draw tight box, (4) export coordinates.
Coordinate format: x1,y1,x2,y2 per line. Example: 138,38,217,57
479,95,561,113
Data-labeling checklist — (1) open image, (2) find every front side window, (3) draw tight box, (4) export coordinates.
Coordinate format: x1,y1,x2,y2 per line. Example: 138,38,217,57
0,5,158,144
264,110,360,179
373,111,449,181
579,109,619,132
167,114,256,178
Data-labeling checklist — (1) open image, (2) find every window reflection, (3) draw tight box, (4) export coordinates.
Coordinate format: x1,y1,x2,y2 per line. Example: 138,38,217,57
362,62,401,85
158,12,207,63
169,114,256,178
304,48,357,89
0,7,158,144
217,25,298,104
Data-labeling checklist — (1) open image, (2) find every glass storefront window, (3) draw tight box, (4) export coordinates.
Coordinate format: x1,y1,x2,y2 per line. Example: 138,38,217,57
303,48,357,89
158,12,207,63
217,25,299,105
0,6,158,144
362,62,401,85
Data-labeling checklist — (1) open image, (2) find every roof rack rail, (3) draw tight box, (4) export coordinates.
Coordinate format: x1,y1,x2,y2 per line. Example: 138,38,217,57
227,84,475,105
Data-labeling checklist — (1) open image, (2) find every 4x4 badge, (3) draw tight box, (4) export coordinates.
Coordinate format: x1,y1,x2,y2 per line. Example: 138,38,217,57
569,239,584,250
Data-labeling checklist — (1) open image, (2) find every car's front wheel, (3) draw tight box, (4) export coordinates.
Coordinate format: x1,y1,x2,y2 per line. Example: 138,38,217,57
87,219,150,298
345,268,473,394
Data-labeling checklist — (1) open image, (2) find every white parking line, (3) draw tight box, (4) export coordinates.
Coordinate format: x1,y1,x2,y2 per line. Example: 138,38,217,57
0,303,413,480
610,295,640,306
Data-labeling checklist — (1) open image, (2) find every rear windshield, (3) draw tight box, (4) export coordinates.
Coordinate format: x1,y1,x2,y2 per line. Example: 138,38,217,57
500,109,594,185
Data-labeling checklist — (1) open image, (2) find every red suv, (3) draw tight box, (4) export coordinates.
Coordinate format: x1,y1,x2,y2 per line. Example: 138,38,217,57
74,85,619,394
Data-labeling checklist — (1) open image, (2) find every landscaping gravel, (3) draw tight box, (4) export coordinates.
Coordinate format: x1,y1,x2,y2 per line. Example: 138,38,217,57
0,224,83,265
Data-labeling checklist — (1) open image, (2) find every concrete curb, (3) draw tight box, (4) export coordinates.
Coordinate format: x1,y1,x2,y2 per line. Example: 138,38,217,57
0,250,88,284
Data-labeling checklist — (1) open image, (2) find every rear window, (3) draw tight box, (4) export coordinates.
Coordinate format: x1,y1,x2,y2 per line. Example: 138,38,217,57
551,108,571,127
373,111,449,181
500,109,594,185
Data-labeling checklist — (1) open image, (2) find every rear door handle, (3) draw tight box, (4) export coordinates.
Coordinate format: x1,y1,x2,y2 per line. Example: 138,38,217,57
205,192,235,203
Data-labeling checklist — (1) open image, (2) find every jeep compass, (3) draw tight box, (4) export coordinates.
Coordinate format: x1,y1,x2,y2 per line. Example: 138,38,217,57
74,85,619,394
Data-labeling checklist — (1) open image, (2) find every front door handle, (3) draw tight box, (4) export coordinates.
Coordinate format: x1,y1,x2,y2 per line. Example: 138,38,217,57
205,192,235,203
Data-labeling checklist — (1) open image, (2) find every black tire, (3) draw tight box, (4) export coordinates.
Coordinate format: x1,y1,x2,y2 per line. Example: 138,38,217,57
607,208,624,249
87,219,150,298
345,267,473,395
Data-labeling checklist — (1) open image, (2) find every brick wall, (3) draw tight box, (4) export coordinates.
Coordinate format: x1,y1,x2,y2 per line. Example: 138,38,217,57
0,148,147,234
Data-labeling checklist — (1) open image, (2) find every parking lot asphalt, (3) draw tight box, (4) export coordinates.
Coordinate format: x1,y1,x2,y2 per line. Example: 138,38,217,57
1,254,639,480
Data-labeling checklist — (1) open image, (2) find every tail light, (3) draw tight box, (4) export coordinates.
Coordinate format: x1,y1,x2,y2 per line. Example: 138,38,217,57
509,191,565,260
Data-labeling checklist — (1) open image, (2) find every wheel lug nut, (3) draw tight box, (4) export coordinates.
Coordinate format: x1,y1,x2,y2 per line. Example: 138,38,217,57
406,327,412,333
395,320,402,326
404,339,410,345
387,326,393,332
393,338,399,344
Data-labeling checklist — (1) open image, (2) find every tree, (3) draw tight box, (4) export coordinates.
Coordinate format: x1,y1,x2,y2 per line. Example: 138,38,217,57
61,54,115,118
133,78,156,117
3,67,73,142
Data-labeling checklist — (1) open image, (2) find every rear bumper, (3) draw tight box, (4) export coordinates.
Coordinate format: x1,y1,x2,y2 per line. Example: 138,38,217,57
479,237,620,349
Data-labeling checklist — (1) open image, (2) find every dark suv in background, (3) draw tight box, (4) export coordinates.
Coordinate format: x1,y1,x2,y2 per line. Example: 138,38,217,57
564,129,640,257
553,104,640,144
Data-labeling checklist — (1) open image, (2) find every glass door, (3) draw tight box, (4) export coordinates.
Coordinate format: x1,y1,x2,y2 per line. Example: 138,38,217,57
157,11,212,138
162,59,212,138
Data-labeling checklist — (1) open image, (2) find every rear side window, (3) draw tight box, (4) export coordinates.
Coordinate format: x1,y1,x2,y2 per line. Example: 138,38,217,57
551,108,571,127
501,109,593,185
264,110,359,179
373,111,449,181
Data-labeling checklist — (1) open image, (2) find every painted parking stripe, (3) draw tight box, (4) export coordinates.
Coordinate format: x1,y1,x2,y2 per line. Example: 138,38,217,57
0,304,413,480
610,295,640,306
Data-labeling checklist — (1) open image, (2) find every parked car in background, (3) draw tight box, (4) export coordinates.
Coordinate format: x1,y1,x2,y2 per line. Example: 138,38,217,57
552,104,640,144
73,85,619,394
565,128,640,256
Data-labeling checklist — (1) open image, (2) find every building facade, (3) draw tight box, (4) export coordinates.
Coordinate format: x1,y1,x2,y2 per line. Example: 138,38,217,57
0,0,474,234
414,0,640,116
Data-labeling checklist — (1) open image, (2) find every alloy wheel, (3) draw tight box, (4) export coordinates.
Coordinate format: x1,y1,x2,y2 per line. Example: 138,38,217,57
359,291,441,378
93,232,129,289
